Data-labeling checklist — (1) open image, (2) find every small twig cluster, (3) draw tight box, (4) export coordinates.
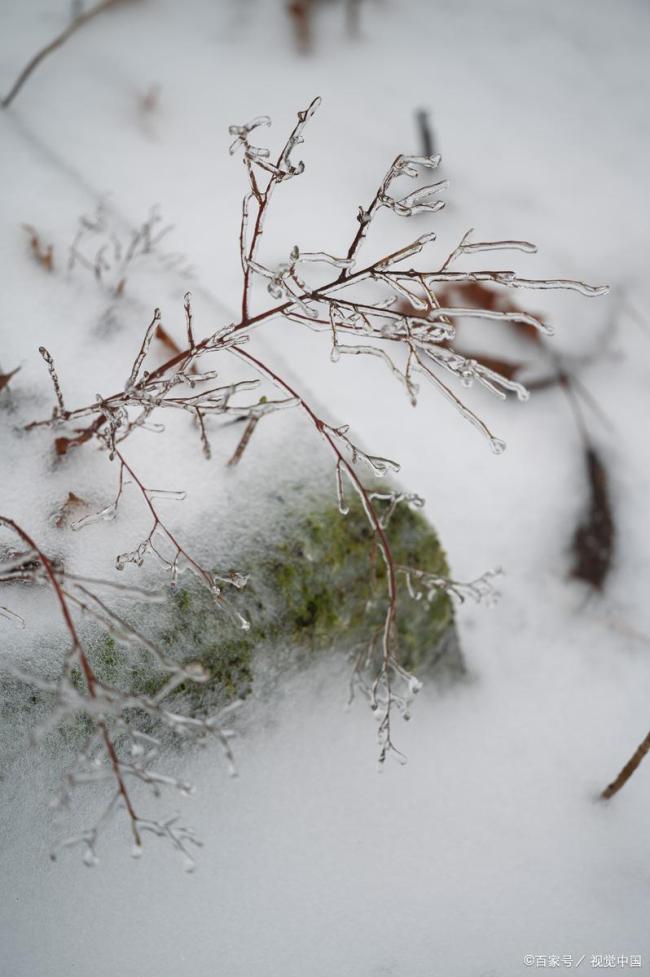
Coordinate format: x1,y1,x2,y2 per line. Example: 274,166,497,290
1,97,608,860
68,203,194,298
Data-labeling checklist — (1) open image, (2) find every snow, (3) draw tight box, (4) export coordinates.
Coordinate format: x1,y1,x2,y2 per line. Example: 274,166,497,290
1,0,650,974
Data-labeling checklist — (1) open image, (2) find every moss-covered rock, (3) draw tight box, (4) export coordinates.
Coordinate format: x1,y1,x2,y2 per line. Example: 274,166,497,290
86,489,461,706
0,410,463,761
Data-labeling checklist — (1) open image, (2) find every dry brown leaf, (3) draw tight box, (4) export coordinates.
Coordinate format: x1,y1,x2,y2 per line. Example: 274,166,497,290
0,366,20,392
570,445,614,590
22,224,54,271
52,492,88,529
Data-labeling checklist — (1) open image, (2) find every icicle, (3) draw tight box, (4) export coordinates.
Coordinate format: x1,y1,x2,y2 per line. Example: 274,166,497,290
375,232,437,269
460,239,537,256
126,309,160,389
71,502,118,531
335,459,349,515
394,154,442,177
116,541,149,570
144,489,187,502
295,249,356,269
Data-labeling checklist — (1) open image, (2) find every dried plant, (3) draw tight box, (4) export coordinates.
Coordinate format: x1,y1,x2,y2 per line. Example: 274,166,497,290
68,203,194,298
602,729,650,800
1,97,608,864
286,0,366,52
0,365,21,394
23,224,55,272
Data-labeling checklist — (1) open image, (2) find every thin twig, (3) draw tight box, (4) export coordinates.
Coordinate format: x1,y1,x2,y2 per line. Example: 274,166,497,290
0,517,142,844
227,416,260,466
601,730,650,799
2,0,125,109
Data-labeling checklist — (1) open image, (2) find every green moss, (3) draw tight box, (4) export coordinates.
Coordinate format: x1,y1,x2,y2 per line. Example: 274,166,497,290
261,494,455,673
133,492,459,701
0,492,460,760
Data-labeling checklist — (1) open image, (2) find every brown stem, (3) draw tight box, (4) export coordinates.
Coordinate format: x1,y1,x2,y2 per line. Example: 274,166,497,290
227,416,260,466
2,0,124,109
241,174,267,323
54,414,107,456
240,105,316,322
601,730,650,800
336,187,384,284
336,156,403,283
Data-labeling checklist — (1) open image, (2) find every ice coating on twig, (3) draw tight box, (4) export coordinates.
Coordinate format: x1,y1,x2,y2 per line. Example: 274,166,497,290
5,97,610,857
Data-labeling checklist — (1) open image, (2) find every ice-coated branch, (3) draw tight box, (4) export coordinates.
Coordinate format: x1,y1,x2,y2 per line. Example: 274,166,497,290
228,345,421,765
20,96,609,790
73,447,250,629
231,97,322,322
0,516,238,869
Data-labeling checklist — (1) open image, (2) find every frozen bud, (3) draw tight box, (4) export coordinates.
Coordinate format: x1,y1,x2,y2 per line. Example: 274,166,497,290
82,848,99,868
184,662,209,683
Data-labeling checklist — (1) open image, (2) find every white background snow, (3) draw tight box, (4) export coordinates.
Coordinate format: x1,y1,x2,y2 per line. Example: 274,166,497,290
1,1,649,975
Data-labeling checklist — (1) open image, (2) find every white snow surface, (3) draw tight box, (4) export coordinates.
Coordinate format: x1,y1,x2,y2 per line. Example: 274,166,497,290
1,1,650,975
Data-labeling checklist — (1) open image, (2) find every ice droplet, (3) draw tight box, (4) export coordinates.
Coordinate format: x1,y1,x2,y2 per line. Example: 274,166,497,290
490,437,506,455
82,847,99,868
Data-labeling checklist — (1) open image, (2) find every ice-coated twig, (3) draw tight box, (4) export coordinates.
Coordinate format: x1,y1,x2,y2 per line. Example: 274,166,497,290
0,517,142,851
0,517,240,867
231,97,322,322
74,447,250,628
20,97,608,784
126,309,161,389
38,346,67,418
68,204,193,298
398,565,504,607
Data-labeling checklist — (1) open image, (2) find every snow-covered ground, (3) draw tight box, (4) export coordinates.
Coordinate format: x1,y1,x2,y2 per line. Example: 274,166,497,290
1,1,649,975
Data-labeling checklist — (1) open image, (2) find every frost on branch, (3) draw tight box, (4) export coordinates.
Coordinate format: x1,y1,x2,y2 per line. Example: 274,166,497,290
0,518,239,871
3,97,608,860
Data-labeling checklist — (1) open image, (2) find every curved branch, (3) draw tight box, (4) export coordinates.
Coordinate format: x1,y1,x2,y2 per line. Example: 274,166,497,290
2,0,125,109
0,516,141,843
